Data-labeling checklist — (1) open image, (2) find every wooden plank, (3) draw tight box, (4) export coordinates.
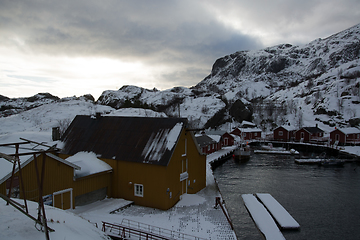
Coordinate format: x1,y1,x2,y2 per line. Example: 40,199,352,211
256,193,300,230
242,194,285,240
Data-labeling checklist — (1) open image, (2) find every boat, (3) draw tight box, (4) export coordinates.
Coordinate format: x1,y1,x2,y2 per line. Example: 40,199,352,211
255,143,299,155
319,159,345,167
233,144,251,163
295,153,345,166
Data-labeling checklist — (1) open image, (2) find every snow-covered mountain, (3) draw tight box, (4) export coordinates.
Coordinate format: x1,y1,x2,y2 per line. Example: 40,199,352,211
1,23,360,133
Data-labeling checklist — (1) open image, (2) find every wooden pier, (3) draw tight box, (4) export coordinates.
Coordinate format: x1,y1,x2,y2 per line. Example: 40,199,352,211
242,193,300,239
242,194,285,240
255,193,300,230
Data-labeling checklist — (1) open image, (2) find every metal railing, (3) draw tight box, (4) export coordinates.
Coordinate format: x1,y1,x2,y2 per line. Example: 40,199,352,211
120,219,207,240
102,221,169,240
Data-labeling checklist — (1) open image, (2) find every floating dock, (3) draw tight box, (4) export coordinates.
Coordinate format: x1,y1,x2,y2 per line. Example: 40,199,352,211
294,158,322,164
255,193,300,230
242,194,286,240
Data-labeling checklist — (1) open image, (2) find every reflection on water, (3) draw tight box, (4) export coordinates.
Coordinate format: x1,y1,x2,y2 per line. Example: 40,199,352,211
213,153,360,240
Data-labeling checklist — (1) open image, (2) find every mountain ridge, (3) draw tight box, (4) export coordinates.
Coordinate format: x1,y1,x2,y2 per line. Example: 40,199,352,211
1,23,360,132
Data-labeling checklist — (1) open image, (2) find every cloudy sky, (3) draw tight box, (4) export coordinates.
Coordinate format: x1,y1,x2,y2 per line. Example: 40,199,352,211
1,0,359,99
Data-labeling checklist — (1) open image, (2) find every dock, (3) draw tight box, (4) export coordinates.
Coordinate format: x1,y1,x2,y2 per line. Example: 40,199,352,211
242,194,286,240
255,193,300,230
294,158,322,164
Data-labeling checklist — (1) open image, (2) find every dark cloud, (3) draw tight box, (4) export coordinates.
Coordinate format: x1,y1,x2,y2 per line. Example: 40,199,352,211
1,0,359,97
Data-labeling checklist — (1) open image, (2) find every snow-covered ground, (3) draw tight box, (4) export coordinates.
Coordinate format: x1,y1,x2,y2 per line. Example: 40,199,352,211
0,198,111,240
69,185,237,240
0,100,237,239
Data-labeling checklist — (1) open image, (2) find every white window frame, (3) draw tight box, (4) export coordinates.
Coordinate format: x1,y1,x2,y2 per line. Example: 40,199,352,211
278,131,283,136
134,184,144,197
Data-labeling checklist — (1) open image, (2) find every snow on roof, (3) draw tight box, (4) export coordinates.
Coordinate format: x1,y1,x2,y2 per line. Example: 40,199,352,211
242,127,262,132
66,152,112,178
336,127,360,134
0,158,14,185
142,122,183,162
207,134,221,142
241,120,256,126
276,125,297,131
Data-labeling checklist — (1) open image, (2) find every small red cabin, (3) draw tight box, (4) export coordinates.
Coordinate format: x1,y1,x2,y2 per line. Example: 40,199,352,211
273,126,296,141
294,126,324,143
330,127,360,146
231,128,262,140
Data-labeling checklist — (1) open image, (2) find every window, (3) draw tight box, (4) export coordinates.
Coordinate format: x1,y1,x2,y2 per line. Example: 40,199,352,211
134,184,143,197
278,131,283,136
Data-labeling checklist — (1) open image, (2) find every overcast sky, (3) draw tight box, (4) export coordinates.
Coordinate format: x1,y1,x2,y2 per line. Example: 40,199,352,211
1,0,359,99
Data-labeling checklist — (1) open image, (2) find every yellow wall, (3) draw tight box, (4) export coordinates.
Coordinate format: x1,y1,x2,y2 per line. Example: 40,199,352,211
101,128,206,210
73,171,112,198
18,154,74,203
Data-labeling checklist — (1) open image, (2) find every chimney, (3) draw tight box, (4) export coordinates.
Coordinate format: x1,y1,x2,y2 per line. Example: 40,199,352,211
96,112,102,119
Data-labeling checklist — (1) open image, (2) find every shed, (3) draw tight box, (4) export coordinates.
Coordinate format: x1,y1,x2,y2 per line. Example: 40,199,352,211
60,115,206,210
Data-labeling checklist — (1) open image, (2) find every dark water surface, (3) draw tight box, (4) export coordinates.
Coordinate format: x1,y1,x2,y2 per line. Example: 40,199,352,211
213,153,360,240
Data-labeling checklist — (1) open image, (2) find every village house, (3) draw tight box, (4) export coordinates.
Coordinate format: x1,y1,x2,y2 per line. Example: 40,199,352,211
294,125,325,143
195,134,219,154
221,132,236,147
60,115,206,210
273,126,296,142
330,127,360,146
205,130,236,147
231,127,262,140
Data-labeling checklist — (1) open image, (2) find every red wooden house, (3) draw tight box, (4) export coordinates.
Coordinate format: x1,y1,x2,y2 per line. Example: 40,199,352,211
222,132,235,146
294,126,325,143
231,128,262,140
330,127,360,145
273,126,296,141
195,134,219,155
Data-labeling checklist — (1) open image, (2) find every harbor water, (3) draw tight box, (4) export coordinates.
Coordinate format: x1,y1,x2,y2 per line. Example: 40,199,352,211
213,153,360,240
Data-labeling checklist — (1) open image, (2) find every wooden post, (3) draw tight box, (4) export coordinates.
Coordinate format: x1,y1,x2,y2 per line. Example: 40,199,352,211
17,144,28,213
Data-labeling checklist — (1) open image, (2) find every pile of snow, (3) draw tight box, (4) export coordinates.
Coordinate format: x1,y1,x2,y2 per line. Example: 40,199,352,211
65,152,112,178
0,199,110,240
176,194,206,207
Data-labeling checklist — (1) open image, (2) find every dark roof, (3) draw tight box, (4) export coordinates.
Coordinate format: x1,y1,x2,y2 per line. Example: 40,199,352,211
195,135,217,147
60,115,187,166
302,127,324,134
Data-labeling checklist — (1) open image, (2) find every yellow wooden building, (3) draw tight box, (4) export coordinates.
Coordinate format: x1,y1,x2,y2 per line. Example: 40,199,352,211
0,152,112,210
60,115,206,210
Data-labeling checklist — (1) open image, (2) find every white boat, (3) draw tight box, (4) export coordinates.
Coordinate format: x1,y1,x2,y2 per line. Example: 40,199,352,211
255,143,299,155
233,144,251,162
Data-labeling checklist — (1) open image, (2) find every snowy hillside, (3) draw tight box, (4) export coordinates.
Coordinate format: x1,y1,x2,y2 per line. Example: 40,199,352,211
0,98,166,144
1,23,360,132
194,23,360,131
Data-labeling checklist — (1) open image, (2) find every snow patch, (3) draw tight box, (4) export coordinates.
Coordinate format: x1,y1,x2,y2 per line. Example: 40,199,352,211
65,152,112,178
166,122,183,150
176,194,206,207
142,122,183,162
